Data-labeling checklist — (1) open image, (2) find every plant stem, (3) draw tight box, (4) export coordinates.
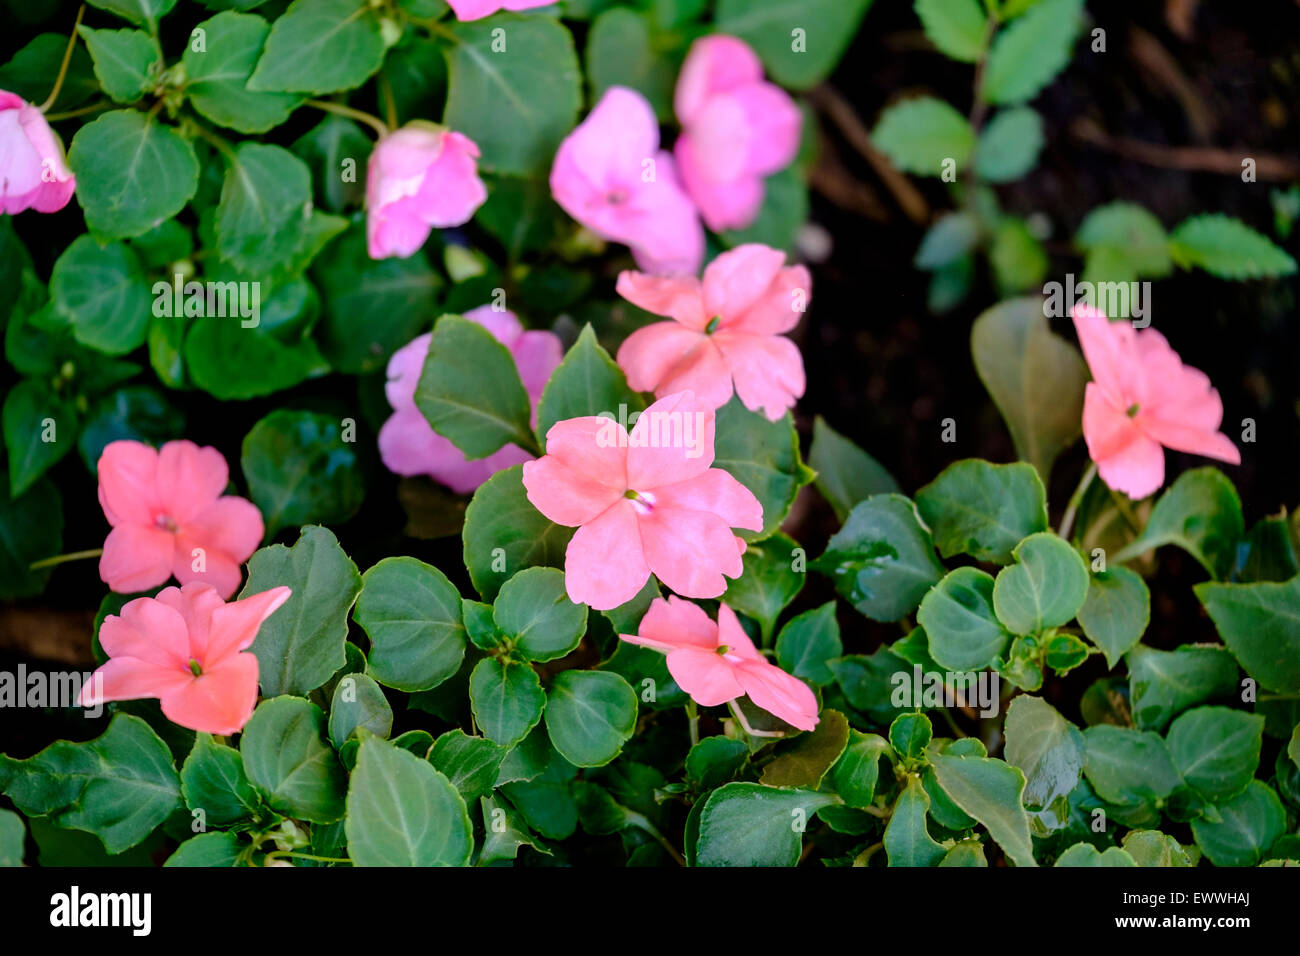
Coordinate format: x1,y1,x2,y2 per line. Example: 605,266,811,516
37,4,87,113
264,851,351,865
186,117,237,160
685,700,699,748
305,98,390,139
1057,461,1097,541
416,17,460,44
29,548,103,571
45,100,113,122
379,71,399,129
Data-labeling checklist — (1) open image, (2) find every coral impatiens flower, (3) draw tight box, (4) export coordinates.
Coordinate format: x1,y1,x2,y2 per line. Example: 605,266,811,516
446,0,552,20
366,123,487,259
0,90,75,214
379,305,563,493
616,243,809,420
550,86,704,275
1073,305,1241,499
673,36,801,232
97,440,264,600
622,597,818,731
79,583,291,735
522,391,762,610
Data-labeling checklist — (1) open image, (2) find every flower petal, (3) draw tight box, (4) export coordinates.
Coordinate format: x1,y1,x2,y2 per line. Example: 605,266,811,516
97,440,160,526
563,500,650,610
616,321,708,394
156,441,230,522
728,265,811,336
524,417,628,525
652,468,763,532
734,660,819,730
664,646,746,707
100,595,191,669
207,586,293,662
79,656,192,709
160,652,260,735
100,523,175,595
1084,383,1166,499
713,330,805,421
638,503,744,599
702,244,788,319
614,272,707,330
621,595,718,652
626,391,716,490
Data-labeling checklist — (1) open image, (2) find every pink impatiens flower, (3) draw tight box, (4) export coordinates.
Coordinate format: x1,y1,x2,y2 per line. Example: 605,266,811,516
550,86,704,275
379,305,563,494
97,440,265,600
616,243,809,420
522,390,762,610
1073,304,1241,499
446,0,552,20
622,597,818,731
366,123,487,259
79,582,291,735
673,36,801,232
0,90,75,214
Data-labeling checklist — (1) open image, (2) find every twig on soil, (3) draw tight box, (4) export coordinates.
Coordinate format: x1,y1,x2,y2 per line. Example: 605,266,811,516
1070,117,1300,180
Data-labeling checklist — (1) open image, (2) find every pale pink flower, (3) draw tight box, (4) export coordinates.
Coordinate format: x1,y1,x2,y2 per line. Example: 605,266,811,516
549,86,704,275
366,124,487,259
616,243,808,420
1073,304,1241,499
622,597,818,731
673,36,801,232
379,305,562,494
97,440,264,600
522,390,762,610
80,582,291,735
446,0,552,20
0,91,75,214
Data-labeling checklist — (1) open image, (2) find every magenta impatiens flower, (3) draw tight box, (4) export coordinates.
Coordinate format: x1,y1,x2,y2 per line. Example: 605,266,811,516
1073,304,1241,499
673,36,801,232
0,90,75,214
616,243,809,420
622,597,818,731
366,123,487,259
379,305,563,493
97,440,264,600
446,0,552,20
550,86,704,275
522,390,762,610
79,583,291,735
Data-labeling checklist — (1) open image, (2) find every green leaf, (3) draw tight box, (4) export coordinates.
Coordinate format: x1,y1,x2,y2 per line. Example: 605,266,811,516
4,379,77,497
248,0,386,95
918,567,1013,672
914,212,980,270
812,494,945,622
429,731,506,805
86,0,177,28
462,464,573,601
722,532,804,641
1196,575,1300,694
544,670,638,768
479,792,542,865
1189,781,1286,867
0,474,63,600
916,459,1048,564
0,33,97,114
1121,829,1196,867
989,217,1049,294
1076,567,1149,668
713,398,813,541
982,0,1084,104
1166,706,1262,801
775,601,843,686
1126,644,1239,731
292,115,369,212
872,96,975,176
889,712,933,760
184,12,302,133
1081,725,1182,808
971,298,1088,483
355,556,466,692
928,752,1037,866
0,714,180,854
975,107,1043,182
0,809,25,867
443,13,582,174
215,143,313,273
1076,202,1173,279
829,648,914,724
761,710,850,788
715,0,874,89
940,840,987,866
585,7,675,118
180,733,260,826
885,775,947,866
77,386,185,472
240,696,346,823
695,783,839,866
184,319,329,401
830,730,888,808
346,737,472,866
328,673,393,749
992,532,1089,635
535,324,642,442
1234,515,1300,583
241,410,365,534
914,0,988,62
686,737,751,791
494,566,587,662
49,235,152,355
1003,695,1084,832
242,526,362,697
469,657,546,748
1054,843,1137,867
1116,468,1243,577
77,26,157,102
68,110,199,241
415,314,536,459
164,831,243,867
1170,214,1297,279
